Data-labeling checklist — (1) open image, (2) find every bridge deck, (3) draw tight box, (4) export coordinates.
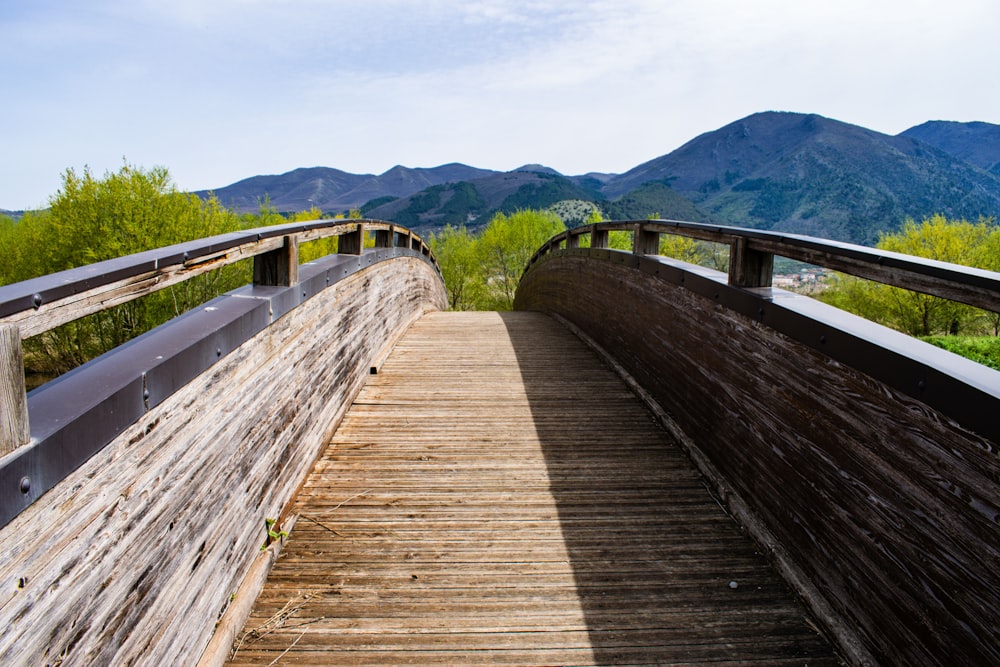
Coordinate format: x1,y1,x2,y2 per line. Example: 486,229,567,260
226,311,837,665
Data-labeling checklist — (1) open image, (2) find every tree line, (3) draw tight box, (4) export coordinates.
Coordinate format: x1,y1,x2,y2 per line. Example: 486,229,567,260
816,214,1000,368
0,164,341,384
3,162,998,381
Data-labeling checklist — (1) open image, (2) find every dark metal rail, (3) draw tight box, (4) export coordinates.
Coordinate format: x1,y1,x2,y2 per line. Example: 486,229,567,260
526,220,1000,313
0,220,438,526
0,219,436,337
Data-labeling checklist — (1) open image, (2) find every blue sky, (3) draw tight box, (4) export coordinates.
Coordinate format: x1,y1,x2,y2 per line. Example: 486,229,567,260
2,0,998,210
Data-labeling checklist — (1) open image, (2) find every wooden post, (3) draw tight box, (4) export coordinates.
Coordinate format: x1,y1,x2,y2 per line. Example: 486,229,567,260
729,237,774,288
566,233,580,249
591,229,609,249
374,227,393,249
253,236,299,287
338,224,365,255
633,224,660,256
1,325,30,456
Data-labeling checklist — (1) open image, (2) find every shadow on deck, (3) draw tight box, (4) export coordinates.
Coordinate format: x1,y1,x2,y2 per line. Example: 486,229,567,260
226,311,837,665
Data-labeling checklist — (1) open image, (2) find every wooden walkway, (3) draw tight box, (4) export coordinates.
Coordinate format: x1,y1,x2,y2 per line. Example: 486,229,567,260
227,311,837,665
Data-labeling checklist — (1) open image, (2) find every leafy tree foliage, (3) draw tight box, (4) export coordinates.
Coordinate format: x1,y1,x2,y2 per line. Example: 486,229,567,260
428,225,484,310
477,210,565,310
429,209,565,311
2,164,293,380
820,214,1000,337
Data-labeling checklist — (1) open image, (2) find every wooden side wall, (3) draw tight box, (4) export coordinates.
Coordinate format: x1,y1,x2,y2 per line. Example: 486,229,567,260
0,257,446,666
515,252,1000,666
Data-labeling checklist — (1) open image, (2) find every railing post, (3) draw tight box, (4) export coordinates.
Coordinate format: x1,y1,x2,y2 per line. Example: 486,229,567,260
374,227,393,249
1,324,30,456
729,237,774,288
338,223,365,256
566,232,580,249
253,235,299,287
633,224,660,256
591,228,609,249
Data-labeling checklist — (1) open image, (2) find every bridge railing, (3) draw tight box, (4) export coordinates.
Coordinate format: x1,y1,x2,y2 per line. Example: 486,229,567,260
0,219,437,520
0,219,435,340
526,219,1000,314
517,220,1000,665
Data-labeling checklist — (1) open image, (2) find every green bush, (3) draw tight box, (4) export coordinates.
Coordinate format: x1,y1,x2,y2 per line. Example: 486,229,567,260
922,336,1000,371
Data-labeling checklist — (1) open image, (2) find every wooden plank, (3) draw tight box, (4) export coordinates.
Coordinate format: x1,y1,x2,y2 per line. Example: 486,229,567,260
0,324,29,455
632,224,660,256
728,235,774,288
227,311,835,665
517,253,1000,665
0,258,447,666
252,235,299,286
337,224,364,255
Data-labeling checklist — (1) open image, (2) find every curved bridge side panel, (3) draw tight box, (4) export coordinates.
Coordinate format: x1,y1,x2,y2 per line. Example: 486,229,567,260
516,252,999,666
0,257,446,666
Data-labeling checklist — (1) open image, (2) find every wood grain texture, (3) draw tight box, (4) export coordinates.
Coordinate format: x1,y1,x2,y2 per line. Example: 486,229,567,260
0,257,446,666
0,325,29,455
0,237,285,339
227,311,836,666
516,253,1000,666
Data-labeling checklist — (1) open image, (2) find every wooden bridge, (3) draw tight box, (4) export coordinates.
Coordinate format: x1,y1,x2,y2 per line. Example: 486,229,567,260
0,220,997,666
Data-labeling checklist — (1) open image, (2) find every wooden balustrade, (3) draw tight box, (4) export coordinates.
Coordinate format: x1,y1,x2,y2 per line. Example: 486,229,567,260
515,242,1000,666
0,219,437,480
527,220,1000,314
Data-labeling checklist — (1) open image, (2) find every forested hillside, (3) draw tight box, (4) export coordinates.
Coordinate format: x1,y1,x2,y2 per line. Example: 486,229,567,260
601,112,1000,244
901,121,1000,174
171,111,1000,245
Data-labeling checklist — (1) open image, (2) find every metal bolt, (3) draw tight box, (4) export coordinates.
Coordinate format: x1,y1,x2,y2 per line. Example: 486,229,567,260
32,294,42,309
19,477,30,494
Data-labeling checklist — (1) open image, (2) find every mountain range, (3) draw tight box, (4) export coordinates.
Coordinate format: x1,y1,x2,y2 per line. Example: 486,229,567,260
194,111,1000,245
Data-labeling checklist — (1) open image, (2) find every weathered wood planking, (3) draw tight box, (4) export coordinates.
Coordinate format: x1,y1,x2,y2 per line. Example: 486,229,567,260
534,221,1000,315
227,311,836,666
0,325,29,455
0,257,446,666
516,252,1000,666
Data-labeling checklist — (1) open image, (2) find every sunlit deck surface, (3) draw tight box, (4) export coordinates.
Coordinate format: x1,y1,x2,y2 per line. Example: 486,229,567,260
227,311,837,665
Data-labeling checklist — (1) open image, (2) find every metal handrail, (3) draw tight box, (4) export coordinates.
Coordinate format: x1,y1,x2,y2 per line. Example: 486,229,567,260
525,220,1000,314
0,219,437,338
0,219,437,466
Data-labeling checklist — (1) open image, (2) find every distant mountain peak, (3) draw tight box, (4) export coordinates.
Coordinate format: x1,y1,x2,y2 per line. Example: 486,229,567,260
901,121,1000,173
196,163,497,213
177,110,1000,247
513,164,562,175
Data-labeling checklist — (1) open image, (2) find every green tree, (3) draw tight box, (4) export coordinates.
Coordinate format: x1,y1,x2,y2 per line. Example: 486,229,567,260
659,234,700,263
820,215,998,336
5,163,249,379
428,225,484,310
477,210,566,310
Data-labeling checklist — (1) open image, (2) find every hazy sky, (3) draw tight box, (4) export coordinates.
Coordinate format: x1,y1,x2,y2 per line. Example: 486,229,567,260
2,0,997,210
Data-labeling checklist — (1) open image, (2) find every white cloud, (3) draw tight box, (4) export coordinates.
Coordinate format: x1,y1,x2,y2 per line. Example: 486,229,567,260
2,0,999,208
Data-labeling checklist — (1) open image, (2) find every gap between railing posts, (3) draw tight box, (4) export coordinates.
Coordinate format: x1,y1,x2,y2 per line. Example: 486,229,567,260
0,324,29,456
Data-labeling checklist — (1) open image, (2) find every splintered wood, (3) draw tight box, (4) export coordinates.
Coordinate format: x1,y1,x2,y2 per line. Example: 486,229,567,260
227,311,836,666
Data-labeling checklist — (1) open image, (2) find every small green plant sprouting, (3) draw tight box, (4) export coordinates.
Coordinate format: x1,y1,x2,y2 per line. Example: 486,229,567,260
261,517,288,551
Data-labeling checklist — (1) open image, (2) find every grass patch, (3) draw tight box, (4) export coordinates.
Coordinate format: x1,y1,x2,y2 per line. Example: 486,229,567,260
921,336,1000,371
